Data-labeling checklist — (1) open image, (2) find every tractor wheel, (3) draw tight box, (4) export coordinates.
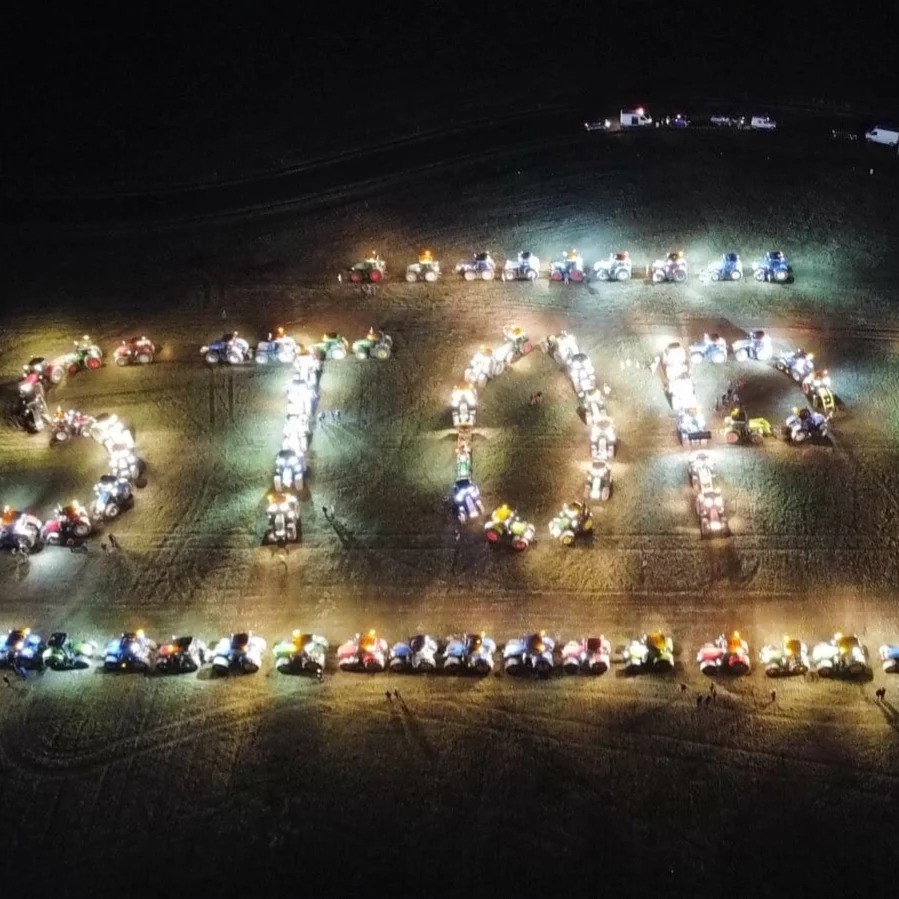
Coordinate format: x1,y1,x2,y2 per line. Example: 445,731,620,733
690,352,704,365
49,365,65,384
501,270,513,282
550,271,562,282
535,659,553,679
354,350,368,360
848,662,865,677
801,381,811,395
754,269,766,282
729,661,750,677
765,665,781,678
731,270,742,281
700,519,710,538
674,271,687,283
45,533,60,546
616,268,631,281
115,356,128,367
526,269,538,281
373,346,391,360
73,522,91,538
522,342,533,354
205,352,220,365
750,431,765,446
560,531,575,547
563,661,580,676
480,269,495,281
600,484,611,502
597,269,611,281
571,269,584,282
463,269,477,281
424,270,438,283
700,660,718,676
512,538,529,552
734,349,748,362
791,369,803,382
817,664,832,678
329,347,347,361
349,271,362,283
86,356,102,370
473,658,491,677
583,517,594,531
68,363,81,375
52,429,70,444
405,271,418,283
725,431,740,444
137,353,153,365
710,271,721,281
653,659,674,674
227,351,243,365
774,269,789,283
369,269,382,282
105,503,121,519
652,271,665,283
485,527,501,544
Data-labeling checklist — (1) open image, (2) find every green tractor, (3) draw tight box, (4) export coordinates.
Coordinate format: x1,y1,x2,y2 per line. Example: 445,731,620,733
722,407,774,445
42,632,97,670
311,333,349,361
484,504,536,551
64,336,103,374
548,501,594,546
351,328,393,360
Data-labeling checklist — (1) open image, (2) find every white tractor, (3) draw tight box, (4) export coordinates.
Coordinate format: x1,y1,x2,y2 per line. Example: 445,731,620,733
464,346,505,388
406,249,440,282
567,353,597,394
451,384,477,428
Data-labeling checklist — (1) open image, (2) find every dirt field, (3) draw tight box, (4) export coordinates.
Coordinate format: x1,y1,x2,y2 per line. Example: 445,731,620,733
2,119,899,894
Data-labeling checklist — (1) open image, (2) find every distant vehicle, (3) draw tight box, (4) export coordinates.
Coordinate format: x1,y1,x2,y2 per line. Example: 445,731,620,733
620,107,652,127
663,114,689,128
865,125,899,147
584,118,611,132
831,128,858,142
750,115,777,131
710,114,744,128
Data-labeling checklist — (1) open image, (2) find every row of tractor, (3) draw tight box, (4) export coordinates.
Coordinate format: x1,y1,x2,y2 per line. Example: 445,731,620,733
449,325,536,545
0,626,886,681
262,327,395,544
201,327,393,368
13,335,157,434
543,330,616,505
2,414,146,552
449,325,613,550
659,342,732,539
340,249,795,286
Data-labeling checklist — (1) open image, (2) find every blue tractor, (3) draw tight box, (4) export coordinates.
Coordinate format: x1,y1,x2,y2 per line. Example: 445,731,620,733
705,252,743,281
1,628,47,670
103,630,156,672
200,332,253,365
753,250,793,284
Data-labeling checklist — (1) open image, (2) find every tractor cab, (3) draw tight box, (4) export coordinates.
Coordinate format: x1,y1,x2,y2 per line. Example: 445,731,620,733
231,633,250,652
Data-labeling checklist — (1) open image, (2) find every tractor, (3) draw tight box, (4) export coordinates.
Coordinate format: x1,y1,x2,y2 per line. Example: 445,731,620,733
548,501,594,546
592,251,632,282
341,252,386,283
703,252,743,282
114,336,156,366
201,332,252,365
753,250,793,283
549,249,585,282
311,333,349,361
696,631,751,676
352,328,393,360
405,250,440,282
484,504,536,551
731,330,773,362
502,251,540,282
454,252,496,281
651,251,688,283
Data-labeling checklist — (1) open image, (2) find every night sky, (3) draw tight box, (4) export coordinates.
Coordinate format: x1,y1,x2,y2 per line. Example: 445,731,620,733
3,2,898,185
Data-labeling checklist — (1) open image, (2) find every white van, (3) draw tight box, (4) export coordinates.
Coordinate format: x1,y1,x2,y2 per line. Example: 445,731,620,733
620,108,652,127
750,115,777,130
865,126,899,147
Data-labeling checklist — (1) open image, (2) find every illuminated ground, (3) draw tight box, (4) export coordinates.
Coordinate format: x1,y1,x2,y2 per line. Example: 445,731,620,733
2,121,899,893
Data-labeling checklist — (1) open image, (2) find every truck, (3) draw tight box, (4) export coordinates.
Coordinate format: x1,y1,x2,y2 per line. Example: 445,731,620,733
750,115,777,130
620,107,652,127
865,125,899,147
